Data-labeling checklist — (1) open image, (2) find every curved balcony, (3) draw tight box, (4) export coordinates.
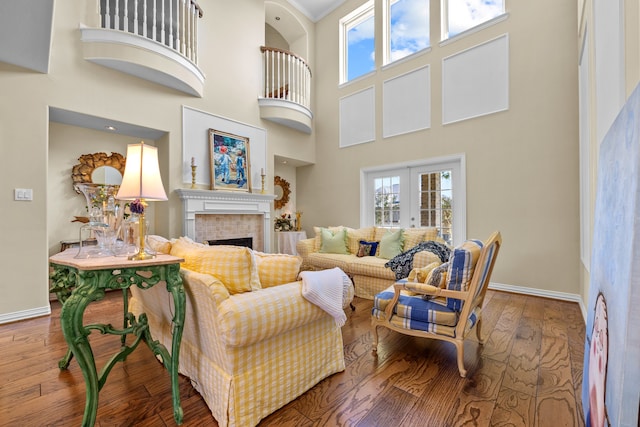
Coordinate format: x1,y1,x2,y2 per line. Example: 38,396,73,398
259,46,313,134
81,0,205,97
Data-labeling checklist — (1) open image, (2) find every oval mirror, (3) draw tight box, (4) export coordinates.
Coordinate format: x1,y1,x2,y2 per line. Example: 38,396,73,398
91,165,123,185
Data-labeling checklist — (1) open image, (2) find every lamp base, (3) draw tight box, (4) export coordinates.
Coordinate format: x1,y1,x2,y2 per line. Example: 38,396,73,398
128,251,156,261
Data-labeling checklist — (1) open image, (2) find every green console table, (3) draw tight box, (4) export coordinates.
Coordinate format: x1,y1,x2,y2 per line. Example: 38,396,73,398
49,250,186,426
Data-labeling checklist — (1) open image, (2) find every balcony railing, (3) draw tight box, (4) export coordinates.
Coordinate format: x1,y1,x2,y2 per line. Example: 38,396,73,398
260,46,312,110
99,0,203,63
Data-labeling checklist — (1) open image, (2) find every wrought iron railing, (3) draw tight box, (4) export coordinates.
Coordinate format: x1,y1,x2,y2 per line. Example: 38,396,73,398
98,0,203,63
260,46,312,110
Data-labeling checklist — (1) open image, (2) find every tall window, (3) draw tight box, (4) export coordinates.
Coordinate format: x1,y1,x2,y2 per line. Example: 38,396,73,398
374,176,401,227
340,1,375,83
442,0,505,39
417,170,453,243
385,0,430,65
363,155,465,246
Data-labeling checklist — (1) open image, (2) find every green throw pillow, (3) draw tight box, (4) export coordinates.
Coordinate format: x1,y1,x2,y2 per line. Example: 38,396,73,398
319,227,349,254
377,229,405,259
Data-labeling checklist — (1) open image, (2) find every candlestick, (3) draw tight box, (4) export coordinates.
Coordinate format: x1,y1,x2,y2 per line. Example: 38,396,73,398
191,165,197,189
260,171,266,194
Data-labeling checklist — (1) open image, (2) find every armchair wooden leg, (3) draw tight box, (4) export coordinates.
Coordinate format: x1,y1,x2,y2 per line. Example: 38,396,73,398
372,324,379,355
476,317,485,345
454,341,467,378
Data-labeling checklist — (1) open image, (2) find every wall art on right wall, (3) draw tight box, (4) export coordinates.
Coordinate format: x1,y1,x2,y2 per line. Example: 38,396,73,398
583,82,640,427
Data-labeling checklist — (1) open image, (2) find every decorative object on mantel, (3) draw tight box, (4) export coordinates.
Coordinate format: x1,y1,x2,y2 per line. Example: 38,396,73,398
209,129,251,192
261,168,266,194
275,213,293,231
273,175,290,210
191,157,197,189
116,142,168,260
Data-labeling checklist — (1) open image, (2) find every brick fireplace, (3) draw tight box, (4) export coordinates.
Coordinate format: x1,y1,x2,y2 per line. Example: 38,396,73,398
176,189,274,252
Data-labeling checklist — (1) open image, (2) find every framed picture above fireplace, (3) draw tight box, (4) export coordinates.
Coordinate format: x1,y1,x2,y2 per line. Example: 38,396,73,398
209,129,251,192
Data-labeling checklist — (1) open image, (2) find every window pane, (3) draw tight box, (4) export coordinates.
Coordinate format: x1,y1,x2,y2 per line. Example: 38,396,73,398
374,176,401,227
418,170,453,245
389,0,430,63
347,14,375,81
446,0,504,38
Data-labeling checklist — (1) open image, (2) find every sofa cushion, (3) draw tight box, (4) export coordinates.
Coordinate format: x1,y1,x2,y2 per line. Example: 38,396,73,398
348,256,397,280
319,227,349,254
170,237,261,294
345,227,375,254
253,251,302,288
306,253,353,272
377,229,405,259
446,239,483,310
357,240,379,257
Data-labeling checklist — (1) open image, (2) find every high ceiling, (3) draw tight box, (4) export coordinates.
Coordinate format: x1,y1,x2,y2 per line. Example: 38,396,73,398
288,0,347,22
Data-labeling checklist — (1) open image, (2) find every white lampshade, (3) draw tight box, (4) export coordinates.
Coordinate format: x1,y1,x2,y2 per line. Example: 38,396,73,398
116,142,168,201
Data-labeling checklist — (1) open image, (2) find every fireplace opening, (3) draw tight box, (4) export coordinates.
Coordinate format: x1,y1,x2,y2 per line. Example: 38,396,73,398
206,237,253,249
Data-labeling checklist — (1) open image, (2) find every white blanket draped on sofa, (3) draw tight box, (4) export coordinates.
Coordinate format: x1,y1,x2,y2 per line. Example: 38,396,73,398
299,267,350,326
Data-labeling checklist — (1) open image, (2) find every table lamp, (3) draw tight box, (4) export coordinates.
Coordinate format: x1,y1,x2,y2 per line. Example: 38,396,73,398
116,141,168,260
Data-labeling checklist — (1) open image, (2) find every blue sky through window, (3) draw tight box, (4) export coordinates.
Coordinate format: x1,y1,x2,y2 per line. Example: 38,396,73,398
347,14,375,81
447,0,504,37
389,0,429,62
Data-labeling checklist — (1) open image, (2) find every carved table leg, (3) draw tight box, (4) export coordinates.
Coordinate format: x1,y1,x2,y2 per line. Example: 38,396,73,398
166,263,185,425
59,273,105,427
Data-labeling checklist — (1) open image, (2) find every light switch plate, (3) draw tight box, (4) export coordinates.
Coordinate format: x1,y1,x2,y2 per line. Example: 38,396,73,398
14,188,33,201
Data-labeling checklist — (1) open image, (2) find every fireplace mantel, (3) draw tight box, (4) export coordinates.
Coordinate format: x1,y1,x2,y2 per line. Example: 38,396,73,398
176,189,276,250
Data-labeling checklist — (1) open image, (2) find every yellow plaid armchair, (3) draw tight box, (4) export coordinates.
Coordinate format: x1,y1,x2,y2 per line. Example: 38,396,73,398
130,237,353,426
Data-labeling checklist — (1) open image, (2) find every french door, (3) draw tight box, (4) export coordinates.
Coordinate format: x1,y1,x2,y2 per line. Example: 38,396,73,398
362,155,465,246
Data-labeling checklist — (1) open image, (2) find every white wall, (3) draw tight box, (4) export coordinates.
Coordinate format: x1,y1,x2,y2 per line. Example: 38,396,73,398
300,0,580,294
0,0,316,320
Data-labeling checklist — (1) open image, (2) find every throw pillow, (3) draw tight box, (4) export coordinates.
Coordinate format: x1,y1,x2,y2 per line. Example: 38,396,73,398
377,229,405,259
426,261,449,288
402,228,427,251
345,227,375,254
170,237,261,294
253,251,302,288
319,227,349,254
357,240,379,257
313,226,343,251
407,261,440,283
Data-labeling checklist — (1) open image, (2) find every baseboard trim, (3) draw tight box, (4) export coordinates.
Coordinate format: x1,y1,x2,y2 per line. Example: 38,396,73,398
489,282,587,322
0,305,51,325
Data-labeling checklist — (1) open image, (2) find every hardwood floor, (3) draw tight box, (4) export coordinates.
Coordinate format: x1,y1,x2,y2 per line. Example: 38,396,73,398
0,290,586,426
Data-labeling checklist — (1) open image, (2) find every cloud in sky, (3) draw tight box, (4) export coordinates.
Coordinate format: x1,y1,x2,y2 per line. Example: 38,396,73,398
447,0,504,36
389,0,430,61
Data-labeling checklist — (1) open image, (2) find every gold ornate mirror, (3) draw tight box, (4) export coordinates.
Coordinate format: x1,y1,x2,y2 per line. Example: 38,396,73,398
273,175,291,210
72,152,126,191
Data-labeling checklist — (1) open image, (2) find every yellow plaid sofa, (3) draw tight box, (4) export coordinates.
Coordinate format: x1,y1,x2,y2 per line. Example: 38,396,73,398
297,226,444,300
130,236,353,427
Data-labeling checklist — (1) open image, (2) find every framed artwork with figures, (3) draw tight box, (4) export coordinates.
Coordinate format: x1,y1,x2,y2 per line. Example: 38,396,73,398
209,129,251,192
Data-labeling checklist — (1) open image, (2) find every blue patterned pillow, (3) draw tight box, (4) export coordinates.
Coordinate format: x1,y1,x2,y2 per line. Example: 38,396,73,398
357,240,379,257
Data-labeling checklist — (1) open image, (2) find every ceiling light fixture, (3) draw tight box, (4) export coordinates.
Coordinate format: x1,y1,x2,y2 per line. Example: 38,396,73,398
105,125,117,131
